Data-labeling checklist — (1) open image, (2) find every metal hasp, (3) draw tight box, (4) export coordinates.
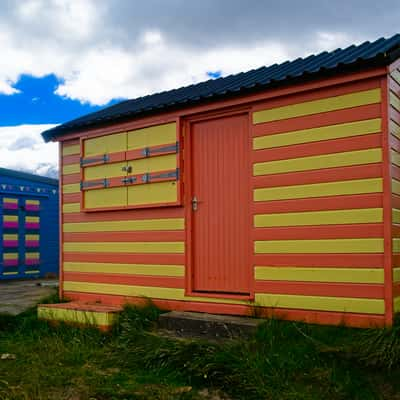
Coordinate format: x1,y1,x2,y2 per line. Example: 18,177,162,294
121,177,137,184
141,142,179,158
80,179,109,190
121,165,132,173
141,168,179,183
191,196,198,211
80,154,109,166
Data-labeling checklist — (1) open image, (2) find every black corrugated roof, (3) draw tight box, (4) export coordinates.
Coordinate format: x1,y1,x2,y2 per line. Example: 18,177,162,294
0,167,58,186
42,33,400,142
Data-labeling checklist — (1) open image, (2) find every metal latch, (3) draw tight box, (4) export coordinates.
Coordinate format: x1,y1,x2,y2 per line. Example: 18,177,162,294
121,177,137,184
80,154,109,166
122,165,132,173
191,196,198,211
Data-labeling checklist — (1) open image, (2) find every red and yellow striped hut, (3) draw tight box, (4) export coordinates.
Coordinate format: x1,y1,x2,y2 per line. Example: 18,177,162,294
41,34,400,329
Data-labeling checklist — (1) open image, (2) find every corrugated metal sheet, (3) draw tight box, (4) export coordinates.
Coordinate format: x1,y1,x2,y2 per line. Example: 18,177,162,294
42,33,400,142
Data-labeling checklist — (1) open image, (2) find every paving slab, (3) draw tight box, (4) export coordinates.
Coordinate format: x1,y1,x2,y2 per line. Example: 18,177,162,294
0,279,58,315
158,311,264,339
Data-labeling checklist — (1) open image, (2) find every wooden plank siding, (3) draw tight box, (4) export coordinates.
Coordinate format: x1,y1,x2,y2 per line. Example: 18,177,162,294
59,73,390,327
389,64,400,314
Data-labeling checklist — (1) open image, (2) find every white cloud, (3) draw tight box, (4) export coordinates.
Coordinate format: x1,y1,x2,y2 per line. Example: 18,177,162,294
0,125,58,177
0,0,375,105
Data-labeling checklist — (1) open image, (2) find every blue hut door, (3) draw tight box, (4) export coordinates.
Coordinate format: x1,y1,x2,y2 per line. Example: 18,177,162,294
1,196,40,278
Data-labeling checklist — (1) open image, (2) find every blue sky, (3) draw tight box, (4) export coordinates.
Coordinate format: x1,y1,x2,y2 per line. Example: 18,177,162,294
0,0,399,177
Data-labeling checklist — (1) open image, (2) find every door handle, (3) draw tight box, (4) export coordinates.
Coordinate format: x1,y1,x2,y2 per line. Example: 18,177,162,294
122,165,132,173
192,196,198,211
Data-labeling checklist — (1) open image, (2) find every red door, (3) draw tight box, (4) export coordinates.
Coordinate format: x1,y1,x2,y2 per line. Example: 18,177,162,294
190,114,250,294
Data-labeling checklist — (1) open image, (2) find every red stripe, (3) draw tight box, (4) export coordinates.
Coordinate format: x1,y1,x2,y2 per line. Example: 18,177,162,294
63,291,385,328
64,139,80,146
252,193,383,214
252,133,381,163
391,165,400,181
392,254,400,267
392,224,400,238
393,282,400,297
63,272,184,288
63,193,80,204
252,103,381,137
63,154,80,165
254,280,384,298
252,163,382,188
64,231,185,242
253,224,384,240
63,173,80,184
392,194,400,209
63,252,185,264
252,254,384,268
63,206,184,223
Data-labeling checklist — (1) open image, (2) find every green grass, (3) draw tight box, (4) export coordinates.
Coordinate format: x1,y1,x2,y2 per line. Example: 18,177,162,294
1,301,400,400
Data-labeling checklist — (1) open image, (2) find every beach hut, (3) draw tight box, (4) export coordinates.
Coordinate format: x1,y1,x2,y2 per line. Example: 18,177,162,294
0,168,59,279
40,34,400,328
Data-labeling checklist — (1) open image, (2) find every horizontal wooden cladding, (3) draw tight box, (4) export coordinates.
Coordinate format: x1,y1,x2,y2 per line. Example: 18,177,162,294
253,224,384,240
254,281,384,299
62,144,80,156
395,297,400,313
390,120,400,139
252,193,383,214
64,262,184,277
254,178,382,202
255,266,384,283
394,268,400,282
62,163,80,175
254,208,383,227
390,90,400,113
63,218,184,232
253,118,381,150
64,272,184,288
64,231,185,242
393,209,400,224
253,148,382,176
253,88,381,124
62,154,80,166
393,238,400,253
62,203,80,213
63,183,80,194
392,179,400,196
63,241,184,254
252,164,382,191
255,239,384,254
62,173,80,185
63,281,384,314
64,252,184,265
252,103,381,138
254,293,384,314
63,291,386,328
252,133,381,164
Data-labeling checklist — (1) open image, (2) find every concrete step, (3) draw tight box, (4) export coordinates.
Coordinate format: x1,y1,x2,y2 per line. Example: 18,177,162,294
38,302,122,330
158,311,263,339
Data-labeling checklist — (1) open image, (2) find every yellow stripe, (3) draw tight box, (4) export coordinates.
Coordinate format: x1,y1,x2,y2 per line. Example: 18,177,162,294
392,179,400,196
393,209,400,224
26,252,39,259
391,150,400,167
127,181,177,206
63,183,80,194
62,144,80,156
84,154,176,181
255,266,384,283
64,262,184,277
394,297,400,313
25,199,40,205
254,208,383,227
63,281,246,305
390,91,400,112
253,118,381,150
127,123,176,150
393,268,400,282
63,163,80,175
63,242,184,254
84,187,126,209
255,238,383,254
3,215,18,222
253,88,381,124
4,253,18,260
253,148,382,176
25,270,39,274
393,238,400,253
391,120,400,140
63,218,184,233
25,216,39,223
3,198,18,204
63,203,80,213
38,306,117,326
254,178,382,202
25,234,39,240
3,272,18,276
84,132,126,157
3,234,18,240
254,293,384,314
